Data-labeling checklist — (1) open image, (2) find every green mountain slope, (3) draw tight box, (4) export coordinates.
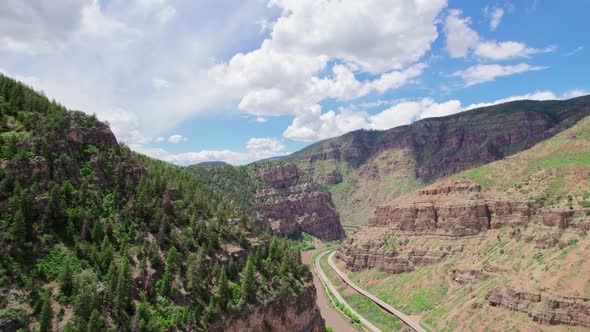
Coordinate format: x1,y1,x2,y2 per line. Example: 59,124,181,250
0,74,323,331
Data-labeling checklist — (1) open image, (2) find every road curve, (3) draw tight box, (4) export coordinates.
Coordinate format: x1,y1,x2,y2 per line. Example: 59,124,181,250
327,251,427,332
314,250,383,332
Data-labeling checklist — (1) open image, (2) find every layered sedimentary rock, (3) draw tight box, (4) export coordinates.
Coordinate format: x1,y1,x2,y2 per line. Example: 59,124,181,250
337,240,450,273
255,164,345,241
486,286,590,327
338,179,587,273
211,284,326,332
369,179,583,235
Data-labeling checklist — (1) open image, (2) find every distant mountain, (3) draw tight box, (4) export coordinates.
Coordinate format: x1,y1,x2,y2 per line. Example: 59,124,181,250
192,161,230,167
286,96,590,230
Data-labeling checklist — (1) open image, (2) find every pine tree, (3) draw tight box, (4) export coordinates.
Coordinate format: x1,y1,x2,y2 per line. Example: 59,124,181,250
60,257,74,296
253,245,262,267
104,262,117,310
10,208,26,246
240,254,256,304
227,258,237,281
165,246,180,273
39,291,53,332
206,294,220,323
268,238,279,261
115,257,132,316
86,309,106,332
73,270,98,329
218,268,230,310
279,253,290,277
46,184,65,230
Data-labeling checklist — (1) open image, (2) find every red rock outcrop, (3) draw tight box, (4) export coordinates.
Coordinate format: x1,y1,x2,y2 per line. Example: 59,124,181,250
210,284,326,332
486,286,590,327
255,164,345,241
257,163,299,188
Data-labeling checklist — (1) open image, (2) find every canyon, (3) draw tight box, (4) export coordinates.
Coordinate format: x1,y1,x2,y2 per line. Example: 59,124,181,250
332,115,590,330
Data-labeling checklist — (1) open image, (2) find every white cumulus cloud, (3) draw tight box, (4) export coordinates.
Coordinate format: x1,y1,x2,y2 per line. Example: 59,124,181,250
444,9,553,61
452,63,547,86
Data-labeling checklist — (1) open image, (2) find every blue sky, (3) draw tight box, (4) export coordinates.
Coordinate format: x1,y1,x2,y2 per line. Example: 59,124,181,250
0,0,588,164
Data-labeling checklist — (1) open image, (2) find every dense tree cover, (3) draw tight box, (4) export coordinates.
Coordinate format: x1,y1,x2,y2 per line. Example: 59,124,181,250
0,74,312,331
186,160,293,215
186,164,262,211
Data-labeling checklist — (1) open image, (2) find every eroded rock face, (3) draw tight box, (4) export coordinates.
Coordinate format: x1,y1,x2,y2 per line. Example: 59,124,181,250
66,118,118,152
338,179,587,274
486,286,590,327
255,164,345,241
210,284,326,332
369,180,583,236
336,239,453,273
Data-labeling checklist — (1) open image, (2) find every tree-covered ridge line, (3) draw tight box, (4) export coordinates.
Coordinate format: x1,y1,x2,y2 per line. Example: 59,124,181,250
0,73,313,331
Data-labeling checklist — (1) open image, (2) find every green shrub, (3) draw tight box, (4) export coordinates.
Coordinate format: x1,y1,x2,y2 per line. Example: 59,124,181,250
36,246,82,280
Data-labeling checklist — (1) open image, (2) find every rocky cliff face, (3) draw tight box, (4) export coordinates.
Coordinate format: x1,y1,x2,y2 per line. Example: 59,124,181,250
187,162,345,241
210,284,326,332
486,286,590,327
368,179,582,234
255,164,345,241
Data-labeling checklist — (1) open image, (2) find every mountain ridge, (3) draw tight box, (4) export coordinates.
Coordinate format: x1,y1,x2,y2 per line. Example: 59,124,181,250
286,95,590,229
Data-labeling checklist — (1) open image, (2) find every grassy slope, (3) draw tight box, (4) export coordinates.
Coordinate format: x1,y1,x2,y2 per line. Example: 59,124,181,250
459,116,590,209
341,117,590,331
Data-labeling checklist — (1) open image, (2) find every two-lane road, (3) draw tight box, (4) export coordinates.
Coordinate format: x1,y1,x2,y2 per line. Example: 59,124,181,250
326,251,427,332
